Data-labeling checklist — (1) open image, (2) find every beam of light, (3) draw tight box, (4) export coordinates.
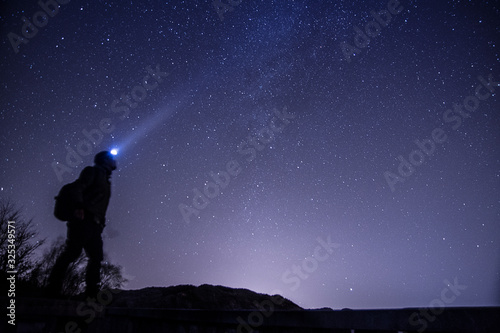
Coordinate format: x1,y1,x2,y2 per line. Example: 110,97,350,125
114,98,186,155
113,68,205,155
113,49,292,156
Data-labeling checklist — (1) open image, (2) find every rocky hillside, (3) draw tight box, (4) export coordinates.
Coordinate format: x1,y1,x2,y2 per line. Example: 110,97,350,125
108,284,303,310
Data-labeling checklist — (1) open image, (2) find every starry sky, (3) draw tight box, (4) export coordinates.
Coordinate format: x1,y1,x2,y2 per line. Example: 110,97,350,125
1,0,499,310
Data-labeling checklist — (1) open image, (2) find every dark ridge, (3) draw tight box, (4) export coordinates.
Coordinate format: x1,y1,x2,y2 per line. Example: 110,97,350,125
108,284,303,310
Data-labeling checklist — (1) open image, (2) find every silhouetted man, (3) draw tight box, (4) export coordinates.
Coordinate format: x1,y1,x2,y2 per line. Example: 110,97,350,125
47,151,117,297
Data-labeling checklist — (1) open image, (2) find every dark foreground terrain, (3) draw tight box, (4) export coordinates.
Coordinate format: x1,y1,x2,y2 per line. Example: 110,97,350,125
2,284,498,333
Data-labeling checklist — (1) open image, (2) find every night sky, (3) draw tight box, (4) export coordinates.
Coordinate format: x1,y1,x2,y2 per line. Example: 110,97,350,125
1,0,499,310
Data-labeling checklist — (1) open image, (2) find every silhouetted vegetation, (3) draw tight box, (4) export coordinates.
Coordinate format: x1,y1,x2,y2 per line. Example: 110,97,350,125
0,198,126,297
0,199,45,280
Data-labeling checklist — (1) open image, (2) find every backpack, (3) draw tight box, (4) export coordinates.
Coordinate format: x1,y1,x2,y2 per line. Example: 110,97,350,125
54,181,81,221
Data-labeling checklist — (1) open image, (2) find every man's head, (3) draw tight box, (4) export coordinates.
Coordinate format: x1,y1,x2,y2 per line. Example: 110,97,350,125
94,151,117,172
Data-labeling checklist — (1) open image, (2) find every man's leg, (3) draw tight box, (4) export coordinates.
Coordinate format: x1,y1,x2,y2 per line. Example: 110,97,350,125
47,222,83,296
84,223,104,297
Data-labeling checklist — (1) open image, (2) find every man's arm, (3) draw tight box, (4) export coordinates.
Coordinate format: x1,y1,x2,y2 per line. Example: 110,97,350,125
73,166,95,220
